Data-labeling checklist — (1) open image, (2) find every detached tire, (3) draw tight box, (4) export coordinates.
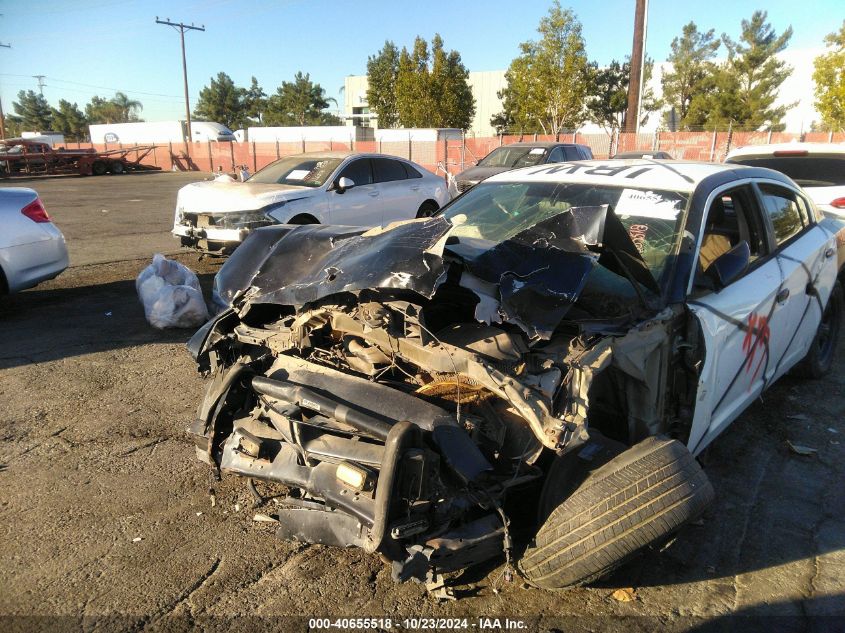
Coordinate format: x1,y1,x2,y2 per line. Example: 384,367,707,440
520,436,714,589
793,281,842,379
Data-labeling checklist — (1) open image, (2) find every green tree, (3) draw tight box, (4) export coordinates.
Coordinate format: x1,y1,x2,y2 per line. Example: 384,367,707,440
110,92,143,122
243,76,267,126
660,22,721,128
395,37,434,128
11,90,53,130
588,57,660,133
495,2,591,135
194,72,246,129
85,93,143,123
264,72,337,126
366,41,400,128
428,34,475,129
51,100,88,141
689,11,794,131
813,21,845,132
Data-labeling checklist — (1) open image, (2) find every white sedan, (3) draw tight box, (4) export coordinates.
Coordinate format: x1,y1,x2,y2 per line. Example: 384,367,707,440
0,188,68,294
172,152,449,255
726,142,845,219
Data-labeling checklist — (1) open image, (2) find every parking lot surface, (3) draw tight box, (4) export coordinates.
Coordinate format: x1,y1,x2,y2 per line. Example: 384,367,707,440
1,172,843,632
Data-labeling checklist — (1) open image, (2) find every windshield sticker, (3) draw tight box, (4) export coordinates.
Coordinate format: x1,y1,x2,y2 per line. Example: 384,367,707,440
529,148,545,155
615,188,681,220
628,224,649,253
286,169,311,180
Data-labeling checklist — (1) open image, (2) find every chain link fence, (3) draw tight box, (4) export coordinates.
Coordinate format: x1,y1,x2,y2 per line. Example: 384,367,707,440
65,129,845,177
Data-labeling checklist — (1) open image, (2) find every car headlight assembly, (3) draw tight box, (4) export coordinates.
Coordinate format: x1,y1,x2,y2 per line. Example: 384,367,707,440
216,211,273,230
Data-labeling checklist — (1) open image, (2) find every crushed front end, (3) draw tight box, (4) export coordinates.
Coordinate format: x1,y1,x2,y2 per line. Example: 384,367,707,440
187,209,691,585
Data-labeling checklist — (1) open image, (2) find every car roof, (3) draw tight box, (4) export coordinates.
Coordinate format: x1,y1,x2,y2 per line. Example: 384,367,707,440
727,142,845,158
483,159,751,192
497,141,586,149
282,151,420,162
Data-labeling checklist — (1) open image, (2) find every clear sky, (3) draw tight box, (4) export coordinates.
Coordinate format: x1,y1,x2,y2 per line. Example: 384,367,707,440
0,0,840,122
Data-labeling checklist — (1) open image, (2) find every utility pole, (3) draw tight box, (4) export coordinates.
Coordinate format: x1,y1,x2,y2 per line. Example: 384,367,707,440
32,74,46,96
0,42,10,140
155,17,205,160
624,0,648,134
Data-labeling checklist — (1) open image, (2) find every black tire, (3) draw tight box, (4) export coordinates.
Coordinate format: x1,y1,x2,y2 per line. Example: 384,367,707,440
793,281,842,379
92,161,107,176
520,436,714,589
109,160,125,174
416,201,439,218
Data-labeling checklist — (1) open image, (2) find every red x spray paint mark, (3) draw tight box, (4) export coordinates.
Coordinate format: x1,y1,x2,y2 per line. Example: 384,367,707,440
742,312,770,386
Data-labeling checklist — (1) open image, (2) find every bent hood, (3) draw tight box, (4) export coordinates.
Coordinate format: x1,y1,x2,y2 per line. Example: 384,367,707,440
176,180,315,214
214,206,660,340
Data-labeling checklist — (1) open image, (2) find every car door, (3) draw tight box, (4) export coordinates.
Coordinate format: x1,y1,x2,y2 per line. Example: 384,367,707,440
754,181,838,381
686,183,786,454
327,158,382,227
373,158,418,223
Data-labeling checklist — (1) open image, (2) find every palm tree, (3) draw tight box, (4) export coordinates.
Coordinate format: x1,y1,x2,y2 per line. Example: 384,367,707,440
110,92,143,122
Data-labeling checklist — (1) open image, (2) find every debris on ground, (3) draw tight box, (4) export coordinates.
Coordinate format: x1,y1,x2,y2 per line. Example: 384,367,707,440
786,440,818,456
610,588,637,602
253,513,279,523
136,253,208,329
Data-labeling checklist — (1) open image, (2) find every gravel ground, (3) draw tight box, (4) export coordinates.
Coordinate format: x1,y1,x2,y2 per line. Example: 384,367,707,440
1,172,843,632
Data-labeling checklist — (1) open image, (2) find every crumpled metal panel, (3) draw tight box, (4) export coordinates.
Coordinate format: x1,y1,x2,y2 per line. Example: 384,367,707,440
212,206,659,340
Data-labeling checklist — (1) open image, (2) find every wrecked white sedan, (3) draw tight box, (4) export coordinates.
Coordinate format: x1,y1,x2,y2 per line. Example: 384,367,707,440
187,160,844,591
172,152,449,255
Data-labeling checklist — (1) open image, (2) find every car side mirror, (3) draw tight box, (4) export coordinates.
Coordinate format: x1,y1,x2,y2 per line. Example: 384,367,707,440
335,176,355,193
704,241,751,290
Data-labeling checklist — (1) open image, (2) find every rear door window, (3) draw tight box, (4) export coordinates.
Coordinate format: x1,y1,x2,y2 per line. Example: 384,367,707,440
563,147,581,161
547,147,565,163
373,158,408,183
757,183,808,246
402,162,423,178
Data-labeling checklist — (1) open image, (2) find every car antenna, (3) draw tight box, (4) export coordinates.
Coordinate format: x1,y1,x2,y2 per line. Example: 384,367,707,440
639,159,695,184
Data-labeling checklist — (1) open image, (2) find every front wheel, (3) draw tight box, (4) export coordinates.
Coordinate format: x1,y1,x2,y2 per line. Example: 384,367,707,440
794,281,843,379
416,201,439,218
92,161,107,176
520,436,714,589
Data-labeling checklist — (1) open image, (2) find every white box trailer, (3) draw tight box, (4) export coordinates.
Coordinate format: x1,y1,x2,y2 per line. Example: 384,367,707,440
88,121,235,144
243,126,373,143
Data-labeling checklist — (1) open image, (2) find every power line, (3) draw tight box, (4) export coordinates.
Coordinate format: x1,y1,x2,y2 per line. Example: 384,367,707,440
155,17,205,158
0,73,183,99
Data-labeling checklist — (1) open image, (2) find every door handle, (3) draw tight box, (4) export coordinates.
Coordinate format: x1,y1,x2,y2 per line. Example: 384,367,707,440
776,288,790,303
410,185,420,191
368,191,379,197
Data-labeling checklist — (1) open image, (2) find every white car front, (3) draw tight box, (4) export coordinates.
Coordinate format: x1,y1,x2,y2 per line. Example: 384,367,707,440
173,152,449,255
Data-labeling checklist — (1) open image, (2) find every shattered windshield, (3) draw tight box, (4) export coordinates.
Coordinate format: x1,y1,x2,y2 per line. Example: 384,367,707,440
248,156,343,187
442,181,690,281
477,146,548,168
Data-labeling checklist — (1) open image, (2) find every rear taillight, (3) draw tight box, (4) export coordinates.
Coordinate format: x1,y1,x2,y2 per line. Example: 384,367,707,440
773,150,809,157
831,197,845,209
21,198,50,223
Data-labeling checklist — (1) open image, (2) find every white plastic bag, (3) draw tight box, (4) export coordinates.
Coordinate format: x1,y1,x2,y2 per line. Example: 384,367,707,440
136,254,209,329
